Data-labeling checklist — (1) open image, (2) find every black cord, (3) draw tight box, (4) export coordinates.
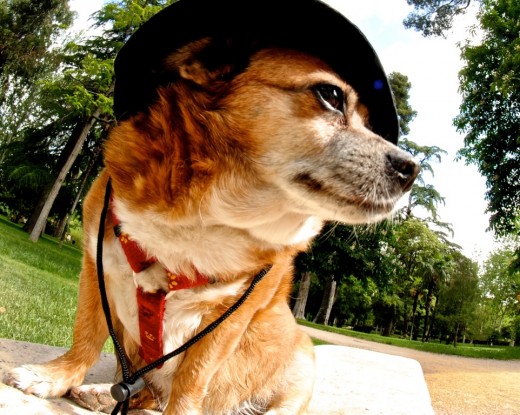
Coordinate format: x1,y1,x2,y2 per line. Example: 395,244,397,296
128,264,272,383
96,177,272,415
95,180,132,390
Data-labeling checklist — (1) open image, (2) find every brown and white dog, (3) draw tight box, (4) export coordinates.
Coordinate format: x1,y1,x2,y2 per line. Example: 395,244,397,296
6,0,419,414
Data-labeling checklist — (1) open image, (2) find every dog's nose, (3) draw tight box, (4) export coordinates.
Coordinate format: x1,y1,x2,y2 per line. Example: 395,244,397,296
386,150,420,192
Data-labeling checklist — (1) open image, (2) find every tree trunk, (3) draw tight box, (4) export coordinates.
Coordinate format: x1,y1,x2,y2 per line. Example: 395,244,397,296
23,191,47,234
323,279,336,325
58,145,103,242
313,277,336,326
402,302,410,338
382,319,394,337
25,120,86,234
422,280,436,342
404,190,413,219
426,295,439,343
29,109,101,242
292,271,312,319
54,214,69,238
409,290,420,340
453,323,460,347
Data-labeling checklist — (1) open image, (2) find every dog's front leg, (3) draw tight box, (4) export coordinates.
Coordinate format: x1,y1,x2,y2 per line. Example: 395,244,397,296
164,267,285,415
164,307,257,414
166,327,253,415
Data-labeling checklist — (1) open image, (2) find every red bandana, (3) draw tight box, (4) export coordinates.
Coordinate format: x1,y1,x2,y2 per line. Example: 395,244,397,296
111,205,209,367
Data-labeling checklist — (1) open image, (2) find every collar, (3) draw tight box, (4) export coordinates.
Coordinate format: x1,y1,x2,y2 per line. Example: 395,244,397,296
110,199,210,290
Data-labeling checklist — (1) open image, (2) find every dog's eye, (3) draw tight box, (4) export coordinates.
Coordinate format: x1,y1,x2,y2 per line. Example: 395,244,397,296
313,84,345,113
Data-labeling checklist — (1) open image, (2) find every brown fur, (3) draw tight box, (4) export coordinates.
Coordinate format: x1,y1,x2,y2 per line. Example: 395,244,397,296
5,40,418,414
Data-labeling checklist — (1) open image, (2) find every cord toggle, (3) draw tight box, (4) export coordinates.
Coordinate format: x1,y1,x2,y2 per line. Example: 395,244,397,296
110,378,146,402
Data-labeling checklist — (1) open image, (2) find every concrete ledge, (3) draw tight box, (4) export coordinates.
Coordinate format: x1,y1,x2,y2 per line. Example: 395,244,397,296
0,339,434,414
309,345,434,415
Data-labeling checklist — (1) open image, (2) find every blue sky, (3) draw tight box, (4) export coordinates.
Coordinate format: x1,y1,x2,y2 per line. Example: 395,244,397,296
69,0,497,261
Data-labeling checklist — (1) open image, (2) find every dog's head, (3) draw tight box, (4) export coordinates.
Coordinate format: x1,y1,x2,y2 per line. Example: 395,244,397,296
105,0,418,245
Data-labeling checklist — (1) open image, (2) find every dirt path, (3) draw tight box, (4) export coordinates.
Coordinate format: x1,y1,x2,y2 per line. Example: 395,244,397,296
300,326,520,415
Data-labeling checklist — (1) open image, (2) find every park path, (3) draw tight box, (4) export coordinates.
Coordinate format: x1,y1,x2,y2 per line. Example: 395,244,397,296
300,326,520,415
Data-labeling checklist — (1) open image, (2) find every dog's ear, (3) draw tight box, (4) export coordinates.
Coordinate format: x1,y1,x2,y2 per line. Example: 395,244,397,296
167,37,251,89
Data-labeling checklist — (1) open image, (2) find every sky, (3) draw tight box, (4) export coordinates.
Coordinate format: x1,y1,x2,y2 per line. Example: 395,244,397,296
68,0,498,262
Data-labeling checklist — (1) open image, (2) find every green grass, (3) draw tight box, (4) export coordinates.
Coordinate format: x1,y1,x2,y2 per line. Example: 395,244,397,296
0,216,81,347
299,320,520,360
311,337,330,346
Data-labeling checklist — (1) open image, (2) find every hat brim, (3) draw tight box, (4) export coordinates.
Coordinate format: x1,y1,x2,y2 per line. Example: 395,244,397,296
114,0,399,143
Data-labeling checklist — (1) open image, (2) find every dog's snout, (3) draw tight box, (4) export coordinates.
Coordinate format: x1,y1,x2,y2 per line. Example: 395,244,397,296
386,151,420,192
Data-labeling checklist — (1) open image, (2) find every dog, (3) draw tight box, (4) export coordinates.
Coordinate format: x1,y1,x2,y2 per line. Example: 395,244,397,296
5,1,419,414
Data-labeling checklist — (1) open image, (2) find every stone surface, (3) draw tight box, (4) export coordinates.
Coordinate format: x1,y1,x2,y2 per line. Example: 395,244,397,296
0,339,434,414
308,345,434,415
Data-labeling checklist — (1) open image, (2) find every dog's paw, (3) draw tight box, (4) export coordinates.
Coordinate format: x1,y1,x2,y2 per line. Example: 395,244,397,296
68,384,116,413
3,365,69,398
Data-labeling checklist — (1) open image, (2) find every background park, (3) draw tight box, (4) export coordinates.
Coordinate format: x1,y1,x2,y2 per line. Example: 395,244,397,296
0,0,519,394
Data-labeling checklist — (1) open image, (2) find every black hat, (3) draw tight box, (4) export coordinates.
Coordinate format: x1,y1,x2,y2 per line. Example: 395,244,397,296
114,0,399,143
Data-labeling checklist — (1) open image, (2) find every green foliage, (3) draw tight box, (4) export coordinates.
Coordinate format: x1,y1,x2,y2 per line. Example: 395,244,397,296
388,72,417,136
398,138,447,223
405,0,519,243
436,251,480,343
455,0,520,236
334,276,377,326
38,47,115,119
95,0,172,39
403,0,477,37
0,0,73,82
478,246,520,341
0,1,185,235
0,0,74,148
387,74,448,225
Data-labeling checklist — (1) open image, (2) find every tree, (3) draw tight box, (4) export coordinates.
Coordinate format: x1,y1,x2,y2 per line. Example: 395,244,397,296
406,0,520,268
454,0,520,237
392,219,449,339
399,138,447,224
0,0,74,158
479,246,520,342
292,221,397,327
0,0,73,85
333,275,377,328
22,1,177,240
387,72,448,224
388,72,417,136
313,277,337,325
27,104,109,241
434,251,479,345
298,223,359,326
403,0,477,37
24,45,115,239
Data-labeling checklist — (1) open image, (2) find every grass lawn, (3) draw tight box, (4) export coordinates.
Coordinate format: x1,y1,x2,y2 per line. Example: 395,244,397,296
0,216,81,347
299,320,520,360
